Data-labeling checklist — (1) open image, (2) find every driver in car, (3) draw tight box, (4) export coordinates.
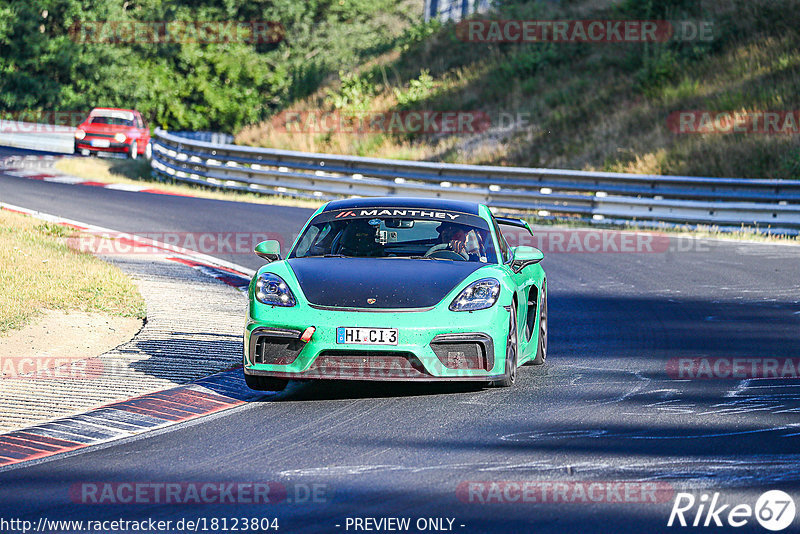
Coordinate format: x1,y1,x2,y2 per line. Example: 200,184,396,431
434,222,486,261
438,222,469,255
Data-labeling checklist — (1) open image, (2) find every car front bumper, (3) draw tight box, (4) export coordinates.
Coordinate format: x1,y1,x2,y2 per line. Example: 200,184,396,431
76,139,130,153
243,303,510,382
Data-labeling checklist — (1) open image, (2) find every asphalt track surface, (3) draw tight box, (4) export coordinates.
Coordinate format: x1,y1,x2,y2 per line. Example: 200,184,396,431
0,146,65,160
2,168,800,533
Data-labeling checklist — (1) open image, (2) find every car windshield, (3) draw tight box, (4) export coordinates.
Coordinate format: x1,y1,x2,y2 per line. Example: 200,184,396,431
89,116,134,126
290,212,497,263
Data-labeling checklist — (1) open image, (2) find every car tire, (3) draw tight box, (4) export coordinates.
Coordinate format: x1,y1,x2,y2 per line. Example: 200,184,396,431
244,372,289,392
531,282,548,365
144,141,152,161
493,305,518,387
128,141,138,160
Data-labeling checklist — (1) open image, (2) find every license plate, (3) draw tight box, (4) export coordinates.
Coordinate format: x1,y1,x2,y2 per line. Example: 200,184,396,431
336,327,398,345
91,139,110,148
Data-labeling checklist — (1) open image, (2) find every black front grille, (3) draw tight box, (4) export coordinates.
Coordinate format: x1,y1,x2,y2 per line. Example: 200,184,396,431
85,132,117,139
250,329,304,365
430,334,494,370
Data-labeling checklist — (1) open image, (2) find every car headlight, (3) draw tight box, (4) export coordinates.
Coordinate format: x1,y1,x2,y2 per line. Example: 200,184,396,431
75,129,86,140
255,273,296,307
114,132,127,143
449,278,501,312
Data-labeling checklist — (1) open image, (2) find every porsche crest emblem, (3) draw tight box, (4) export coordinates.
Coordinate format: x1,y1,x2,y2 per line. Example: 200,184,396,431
367,298,377,305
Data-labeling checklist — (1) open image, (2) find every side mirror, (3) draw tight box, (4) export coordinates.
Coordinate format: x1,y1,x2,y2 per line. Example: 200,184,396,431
511,246,544,273
255,240,281,262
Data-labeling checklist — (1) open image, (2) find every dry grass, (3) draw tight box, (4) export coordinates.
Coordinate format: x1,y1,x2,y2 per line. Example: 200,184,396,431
0,209,146,334
235,0,800,180
235,70,440,160
54,158,326,209
593,35,800,178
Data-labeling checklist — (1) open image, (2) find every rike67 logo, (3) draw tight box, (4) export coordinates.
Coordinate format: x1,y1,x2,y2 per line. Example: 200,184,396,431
668,491,796,531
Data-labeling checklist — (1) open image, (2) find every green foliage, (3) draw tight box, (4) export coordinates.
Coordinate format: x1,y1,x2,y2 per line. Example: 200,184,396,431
393,70,435,107
353,134,386,157
635,44,679,92
325,71,376,112
497,43,561,80
780,150,800,180
35,222,75,238
0,0,417,132
614,0,701,18
396,20,442,53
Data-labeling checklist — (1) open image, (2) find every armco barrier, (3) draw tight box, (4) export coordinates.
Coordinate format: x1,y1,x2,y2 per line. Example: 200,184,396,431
0,121,75,154
1,123,797,233
150,129,800,233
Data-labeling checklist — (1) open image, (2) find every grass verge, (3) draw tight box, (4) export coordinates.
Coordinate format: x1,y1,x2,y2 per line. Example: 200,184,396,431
237,0,800,180
53,157,325,210
0,208,146,334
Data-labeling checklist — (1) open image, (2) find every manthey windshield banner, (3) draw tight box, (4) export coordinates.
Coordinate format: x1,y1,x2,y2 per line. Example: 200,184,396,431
319,208,486,228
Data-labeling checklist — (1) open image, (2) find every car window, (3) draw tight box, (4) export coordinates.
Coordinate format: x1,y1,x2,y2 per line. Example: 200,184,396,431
90,116,135,127
293,224,324,257
289,213,497,263
491,216,511,263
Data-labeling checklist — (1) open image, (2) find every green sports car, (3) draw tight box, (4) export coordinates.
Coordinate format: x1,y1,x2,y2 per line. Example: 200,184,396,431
243,197,547,391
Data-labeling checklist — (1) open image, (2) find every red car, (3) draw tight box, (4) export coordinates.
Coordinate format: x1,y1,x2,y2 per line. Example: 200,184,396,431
74,108,151,160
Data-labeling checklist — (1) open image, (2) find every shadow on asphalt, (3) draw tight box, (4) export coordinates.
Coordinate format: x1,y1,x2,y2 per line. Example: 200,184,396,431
275,379,486,401
123,292,799,404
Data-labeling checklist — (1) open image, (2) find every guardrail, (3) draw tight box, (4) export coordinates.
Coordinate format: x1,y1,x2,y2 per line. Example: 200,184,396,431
152,129,800,234
169,131,235,145
0,122,75,154
0,123,796,233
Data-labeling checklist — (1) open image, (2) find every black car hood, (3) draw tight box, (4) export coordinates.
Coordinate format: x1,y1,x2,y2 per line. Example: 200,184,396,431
287,258,484,309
